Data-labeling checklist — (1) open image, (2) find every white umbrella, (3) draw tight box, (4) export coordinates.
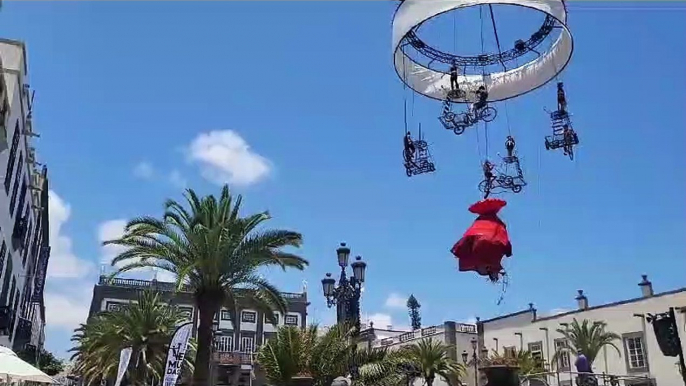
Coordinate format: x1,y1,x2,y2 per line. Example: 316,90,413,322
0,346,55,383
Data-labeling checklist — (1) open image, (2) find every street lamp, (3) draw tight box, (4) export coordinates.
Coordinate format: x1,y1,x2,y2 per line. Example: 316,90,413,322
321,242,367,332
462,337,479,386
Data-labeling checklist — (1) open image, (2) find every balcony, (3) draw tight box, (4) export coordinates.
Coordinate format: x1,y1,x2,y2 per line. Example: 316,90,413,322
212,351,255,366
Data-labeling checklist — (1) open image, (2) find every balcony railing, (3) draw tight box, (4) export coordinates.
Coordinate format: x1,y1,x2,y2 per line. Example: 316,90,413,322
371,323,477,348
99,276,307,301
212,351,256,366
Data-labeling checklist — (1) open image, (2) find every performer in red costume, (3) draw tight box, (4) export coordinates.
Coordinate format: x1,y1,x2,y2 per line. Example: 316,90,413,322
451,198,512,282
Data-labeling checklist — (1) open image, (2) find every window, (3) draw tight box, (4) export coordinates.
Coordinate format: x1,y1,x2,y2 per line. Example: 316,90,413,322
285,315,298,326
263,334,276,345
554,339,571,370
623,332,649,372
264,312,279,324
241,311,256,323
8,289,19,339
4,121,20,193
528,341,544,364
503,346,516,358
178,307,193,320
0,250,12,306
240,336,254,352
216,335,233,352
9,154,23,216
221,310,232,321
8,277,16,311
0,242,6,284
106,301,128,312
21,220,32,267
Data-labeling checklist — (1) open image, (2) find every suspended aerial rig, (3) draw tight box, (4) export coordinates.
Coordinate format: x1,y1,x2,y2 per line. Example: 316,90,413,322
392,0,577,287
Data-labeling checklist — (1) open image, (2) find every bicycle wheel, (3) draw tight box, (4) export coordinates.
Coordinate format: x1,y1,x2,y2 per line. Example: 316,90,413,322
481,107,498,122
405,168,412,177
453,126,465,135
478,180,491,193
445,112,456,121
512,185,522,193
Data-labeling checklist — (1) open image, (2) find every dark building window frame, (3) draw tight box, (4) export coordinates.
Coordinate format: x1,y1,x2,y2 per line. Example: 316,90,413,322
9,152,24,216
241,310,257,323
284,314,299,326
4,120,20,193
0,249,11,307
264,312,279,324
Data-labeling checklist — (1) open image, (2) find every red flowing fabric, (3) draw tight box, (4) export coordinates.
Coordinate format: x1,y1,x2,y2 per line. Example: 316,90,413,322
451,199,513,277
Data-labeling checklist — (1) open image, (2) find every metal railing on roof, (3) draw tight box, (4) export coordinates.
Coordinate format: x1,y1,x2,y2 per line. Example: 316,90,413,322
98,276,306,300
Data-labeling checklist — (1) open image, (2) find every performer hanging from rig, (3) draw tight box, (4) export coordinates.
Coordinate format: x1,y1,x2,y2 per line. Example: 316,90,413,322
403,131,416,162
562,125,574,156
482,160,495,198
505,136,516,158
557,82,567,113
471,85,489,116
450,61,460,92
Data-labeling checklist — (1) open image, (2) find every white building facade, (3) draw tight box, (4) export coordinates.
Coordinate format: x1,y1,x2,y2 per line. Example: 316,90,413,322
0,39,50,358
359,321,481,386
479,275,685,386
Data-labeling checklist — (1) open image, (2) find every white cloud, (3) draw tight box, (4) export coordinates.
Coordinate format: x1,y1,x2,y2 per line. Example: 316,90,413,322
187,130,271,187
44,286,92,331
98,219,128,265
133,161,155,179
44,191,96,333
384,293,407,310
47,191,94,279
169,169,187,189
367,313,394,329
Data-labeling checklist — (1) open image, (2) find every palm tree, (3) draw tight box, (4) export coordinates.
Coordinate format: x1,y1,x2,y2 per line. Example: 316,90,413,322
395,339,466,386
103,185,307,386
484,349,545,382
552,319,621,369
257,324,400,386
69,291,195,386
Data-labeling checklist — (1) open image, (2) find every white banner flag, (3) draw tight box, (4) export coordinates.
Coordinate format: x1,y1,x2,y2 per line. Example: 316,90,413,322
114,347,133,386
163,322,194,386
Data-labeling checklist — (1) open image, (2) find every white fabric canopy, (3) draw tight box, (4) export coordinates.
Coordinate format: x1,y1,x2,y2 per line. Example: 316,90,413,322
0,346,55,384
392,0,573,102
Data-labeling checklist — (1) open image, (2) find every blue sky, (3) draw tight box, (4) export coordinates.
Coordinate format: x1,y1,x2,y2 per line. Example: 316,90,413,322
2,1,685,359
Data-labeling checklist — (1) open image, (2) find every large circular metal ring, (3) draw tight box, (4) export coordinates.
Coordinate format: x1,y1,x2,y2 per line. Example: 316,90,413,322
392,0,574,103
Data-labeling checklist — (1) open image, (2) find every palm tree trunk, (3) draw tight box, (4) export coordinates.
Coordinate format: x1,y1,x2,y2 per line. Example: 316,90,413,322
192,299,217,386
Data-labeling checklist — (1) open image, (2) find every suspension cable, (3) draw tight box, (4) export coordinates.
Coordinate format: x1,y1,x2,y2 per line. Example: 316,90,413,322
479,5,489,158
488,4,507,72
402,52,409,134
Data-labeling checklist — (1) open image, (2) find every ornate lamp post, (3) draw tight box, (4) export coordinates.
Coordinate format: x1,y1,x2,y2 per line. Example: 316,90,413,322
462,337,479,386
321,243,367,332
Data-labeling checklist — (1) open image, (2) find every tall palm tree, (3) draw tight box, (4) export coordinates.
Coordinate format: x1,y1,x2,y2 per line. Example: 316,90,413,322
103,185,307,386
552,319,621,369
395,339,466,386
69,291,195,386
